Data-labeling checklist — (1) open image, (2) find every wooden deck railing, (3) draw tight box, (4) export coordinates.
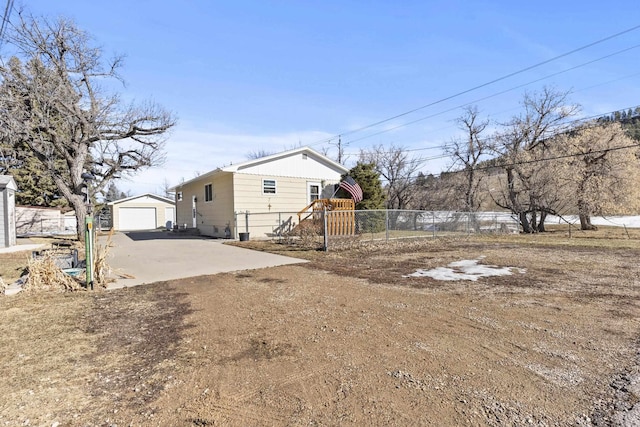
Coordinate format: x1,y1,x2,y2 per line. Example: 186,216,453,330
297,198,356,236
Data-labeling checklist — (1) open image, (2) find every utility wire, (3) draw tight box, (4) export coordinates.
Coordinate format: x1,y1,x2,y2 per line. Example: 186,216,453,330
377,140,640,183
0,0,13,48
341,44,640,146
308,23,640,148
343,105,640,157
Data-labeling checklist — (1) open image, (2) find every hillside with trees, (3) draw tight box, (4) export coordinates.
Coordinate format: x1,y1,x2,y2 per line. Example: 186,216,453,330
354,91,640,233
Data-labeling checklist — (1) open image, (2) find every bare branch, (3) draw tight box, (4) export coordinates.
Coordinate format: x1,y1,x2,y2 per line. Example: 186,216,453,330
0,13,176,239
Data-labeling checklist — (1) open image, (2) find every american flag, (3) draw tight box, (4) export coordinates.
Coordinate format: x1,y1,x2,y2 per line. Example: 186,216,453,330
339,176,363,203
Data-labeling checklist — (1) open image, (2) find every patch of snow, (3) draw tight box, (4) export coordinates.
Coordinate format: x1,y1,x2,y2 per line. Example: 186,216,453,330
404,258,526,281
546,215,640,228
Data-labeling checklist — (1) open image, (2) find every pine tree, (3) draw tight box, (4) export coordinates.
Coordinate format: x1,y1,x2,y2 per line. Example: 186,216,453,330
1,141,68,207
340,162,385,210
339,162,386,233
104,183,121,202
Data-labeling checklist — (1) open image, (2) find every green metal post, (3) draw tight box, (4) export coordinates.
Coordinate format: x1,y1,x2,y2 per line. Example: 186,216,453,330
85,216,94,290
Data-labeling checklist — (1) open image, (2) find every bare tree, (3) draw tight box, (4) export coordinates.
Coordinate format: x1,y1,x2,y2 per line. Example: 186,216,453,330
446,106,490,213
0,13,175,239
246,149,275,160
359,144,423,211
492,88,579,233
555,122,640,230
160,177,174,199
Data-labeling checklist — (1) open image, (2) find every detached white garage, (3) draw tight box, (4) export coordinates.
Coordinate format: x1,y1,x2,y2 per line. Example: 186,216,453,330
108,194,175,231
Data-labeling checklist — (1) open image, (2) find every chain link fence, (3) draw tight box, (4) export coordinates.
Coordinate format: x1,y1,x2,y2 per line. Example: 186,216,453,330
234,211,302,241
238,210,519,251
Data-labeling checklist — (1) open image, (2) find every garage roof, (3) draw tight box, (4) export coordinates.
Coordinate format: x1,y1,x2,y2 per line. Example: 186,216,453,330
107,193,174,206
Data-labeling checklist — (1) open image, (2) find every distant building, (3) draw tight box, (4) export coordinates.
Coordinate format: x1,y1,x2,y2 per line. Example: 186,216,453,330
0,175,18,248
107,194,176,231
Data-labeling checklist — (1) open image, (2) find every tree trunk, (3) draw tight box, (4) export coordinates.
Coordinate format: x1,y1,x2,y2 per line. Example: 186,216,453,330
530,211,538,232
577,198,598,231
579,213,598,231
465,167,474,213
537,211,547,232
70,197,89,241
519,212,532,233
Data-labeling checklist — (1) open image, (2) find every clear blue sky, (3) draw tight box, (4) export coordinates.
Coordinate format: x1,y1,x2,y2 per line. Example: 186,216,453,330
16,1,640,195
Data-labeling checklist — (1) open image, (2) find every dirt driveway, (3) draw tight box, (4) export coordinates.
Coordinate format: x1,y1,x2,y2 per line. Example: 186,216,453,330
104,231,306,287
1,235,640,425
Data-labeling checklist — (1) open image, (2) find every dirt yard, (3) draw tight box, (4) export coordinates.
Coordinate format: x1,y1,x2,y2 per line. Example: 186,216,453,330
2,232,640,426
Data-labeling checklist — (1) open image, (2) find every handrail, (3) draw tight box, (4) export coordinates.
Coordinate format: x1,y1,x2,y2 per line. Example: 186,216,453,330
297,199,326,223
297,198,355,223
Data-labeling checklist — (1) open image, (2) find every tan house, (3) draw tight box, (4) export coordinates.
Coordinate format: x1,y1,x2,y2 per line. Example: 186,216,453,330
172,146,349,238
107,194,176,231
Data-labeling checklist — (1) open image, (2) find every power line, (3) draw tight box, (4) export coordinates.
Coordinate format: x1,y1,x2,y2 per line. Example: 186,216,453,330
378,140,640,183
342,105,640,158
341,45,640,147
482,142,640,171
307,23,640,148
0,0,13,48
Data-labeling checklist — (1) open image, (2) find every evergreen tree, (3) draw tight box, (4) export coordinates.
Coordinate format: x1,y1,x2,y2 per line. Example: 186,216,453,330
339,162,386,234
104,182,122,202
1,141,67,207
339,162,385,210
10,156,68,207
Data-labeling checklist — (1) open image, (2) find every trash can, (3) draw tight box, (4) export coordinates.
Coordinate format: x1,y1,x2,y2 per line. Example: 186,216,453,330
239,232,250,241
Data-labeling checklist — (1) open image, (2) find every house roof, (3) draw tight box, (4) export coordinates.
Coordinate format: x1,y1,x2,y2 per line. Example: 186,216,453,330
0,175,17,191
107,193,175,206
172,146,348,189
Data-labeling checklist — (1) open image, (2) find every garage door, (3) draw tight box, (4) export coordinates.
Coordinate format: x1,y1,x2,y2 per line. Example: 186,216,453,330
118,207,157,230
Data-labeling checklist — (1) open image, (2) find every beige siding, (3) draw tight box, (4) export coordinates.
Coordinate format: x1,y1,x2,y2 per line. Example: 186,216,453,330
234,174,309,213
234,174,339,238
175,173,235,237
175,169,340,239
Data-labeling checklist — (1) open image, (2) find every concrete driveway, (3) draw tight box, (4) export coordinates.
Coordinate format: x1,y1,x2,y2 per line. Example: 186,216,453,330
103,231,306,289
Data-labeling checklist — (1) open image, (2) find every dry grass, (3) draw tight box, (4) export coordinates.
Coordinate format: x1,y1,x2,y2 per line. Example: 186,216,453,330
231,224,640,258
24,253,83,292
0,284,192,425
0,234,118,292
0,251,31,284
94,229,114,287
2,231,640,424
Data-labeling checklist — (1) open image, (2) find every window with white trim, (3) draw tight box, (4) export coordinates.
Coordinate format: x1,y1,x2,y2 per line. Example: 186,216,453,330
309,184,320,201
262,179,277,194
205,183,213,202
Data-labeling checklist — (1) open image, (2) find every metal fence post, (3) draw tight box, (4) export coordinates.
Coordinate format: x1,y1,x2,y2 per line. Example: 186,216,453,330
323,208,328,252
278,212,282,242
385,209,389,242
233,211,238,239
85,216,94,290
245,211,249,234
432,212,436,238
